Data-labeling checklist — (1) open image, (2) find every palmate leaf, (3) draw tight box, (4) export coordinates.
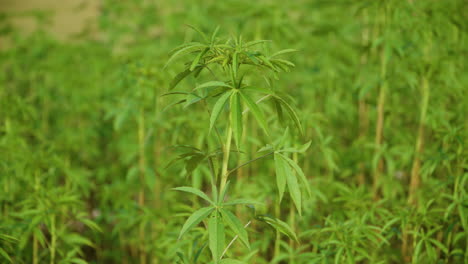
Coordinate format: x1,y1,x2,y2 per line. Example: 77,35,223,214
220,208,250,249
239,91,269,135
179,206,214,239
230,91,243,148
277,153,311,197
210,91,233,133
208,215,225,263
173,186,214,205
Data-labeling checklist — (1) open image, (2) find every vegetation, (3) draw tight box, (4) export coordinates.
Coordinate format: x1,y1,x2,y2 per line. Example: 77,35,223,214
1,0,467,263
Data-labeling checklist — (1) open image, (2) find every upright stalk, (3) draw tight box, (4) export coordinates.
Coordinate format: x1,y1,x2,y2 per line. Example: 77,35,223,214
219,126,233,195
50,215,56,264
408,77,429,205
357,10,370,186
33,232,38,264
138,109,147,264
373,6,388,199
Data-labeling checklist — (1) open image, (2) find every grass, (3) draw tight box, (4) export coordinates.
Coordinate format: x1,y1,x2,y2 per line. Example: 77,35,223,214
0,0,467,263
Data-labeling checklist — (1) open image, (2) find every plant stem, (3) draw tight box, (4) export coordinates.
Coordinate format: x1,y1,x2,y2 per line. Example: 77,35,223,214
50,215,56,264
408,77,429,205
33,231,38,264
138,109,147,264
373,40,388,200
219,125,233,196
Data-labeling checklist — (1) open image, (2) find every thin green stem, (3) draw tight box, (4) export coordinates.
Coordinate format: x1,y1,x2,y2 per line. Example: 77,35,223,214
219,125,233,196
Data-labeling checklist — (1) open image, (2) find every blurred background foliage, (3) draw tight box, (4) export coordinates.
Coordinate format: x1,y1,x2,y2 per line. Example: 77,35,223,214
0,0,467,263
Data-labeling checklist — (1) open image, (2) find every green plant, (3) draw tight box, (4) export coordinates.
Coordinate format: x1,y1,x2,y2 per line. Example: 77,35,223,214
164,27,309,263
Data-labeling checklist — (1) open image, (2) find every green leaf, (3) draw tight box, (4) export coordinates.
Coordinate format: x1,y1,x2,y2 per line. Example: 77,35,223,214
220,209,250,249
64,233,94,247
210,91,233,133
219,259,247,264
277,153,311,197
274,96,303,134
70,258,88,264
208,215,225,263
230,91,243,148
239,91,269,135
179,207,214,239
274,153,287,202
244,39,271,48
258,215,298,242
173,186,214,205
241,86,271,94
187,25,209,43
164,44,206,69
232,52,238,78
169,68,193,90
190,48,209,71
223,199,262,206
284,157,302,216
270,49,298,58
0,248,12,263
195,81,233,91
211,26,220,43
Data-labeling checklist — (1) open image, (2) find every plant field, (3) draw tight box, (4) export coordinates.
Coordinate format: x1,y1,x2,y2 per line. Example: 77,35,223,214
1,0,467,263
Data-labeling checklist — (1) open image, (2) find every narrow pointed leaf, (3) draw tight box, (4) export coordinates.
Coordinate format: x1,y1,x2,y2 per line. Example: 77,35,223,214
164,44,206,69
244,39,271,47
274,96,303,134
173,186,214,205
210,91,233,132
284,157,302,216
258,215,298,242
208,216,225,262
190,48,209,71
274,153,287,202
223,199,262,206
232,52,238,78
239,91,269,135
179,207,214,239
220,209,250,249
195,81,233,91
169,68,193,90
270,49,298,58
186,25,209,42
278,153,311,197
219,259,247,264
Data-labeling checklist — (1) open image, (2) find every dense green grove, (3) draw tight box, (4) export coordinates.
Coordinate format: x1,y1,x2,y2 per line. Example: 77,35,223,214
1,0,467,263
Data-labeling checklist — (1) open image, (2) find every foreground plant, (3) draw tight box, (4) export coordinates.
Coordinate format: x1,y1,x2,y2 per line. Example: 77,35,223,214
164,27,309,263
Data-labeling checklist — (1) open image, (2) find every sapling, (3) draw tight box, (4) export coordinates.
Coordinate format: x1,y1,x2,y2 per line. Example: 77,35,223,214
164,27,310,263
